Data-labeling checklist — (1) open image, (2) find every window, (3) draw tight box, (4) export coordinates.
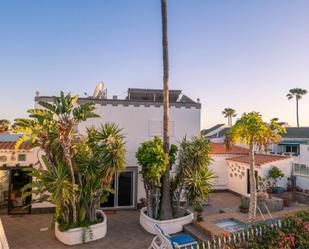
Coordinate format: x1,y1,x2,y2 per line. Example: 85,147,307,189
285,145,298,153
148,120,175,137
18,154,26,161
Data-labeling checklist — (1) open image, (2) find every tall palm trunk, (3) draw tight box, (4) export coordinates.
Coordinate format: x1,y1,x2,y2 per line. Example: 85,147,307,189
160,0,173,220
296,97,299,127
248,140,257,223
60,123,77,224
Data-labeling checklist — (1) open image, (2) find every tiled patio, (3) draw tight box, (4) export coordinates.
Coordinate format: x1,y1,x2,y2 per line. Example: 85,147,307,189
202,192,241,216
1,211,153,249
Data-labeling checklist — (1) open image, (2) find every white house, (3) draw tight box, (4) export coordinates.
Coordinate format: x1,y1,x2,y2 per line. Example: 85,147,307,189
208,142,294,196
270,127,309,190
36,87,201,209
226,154,293,196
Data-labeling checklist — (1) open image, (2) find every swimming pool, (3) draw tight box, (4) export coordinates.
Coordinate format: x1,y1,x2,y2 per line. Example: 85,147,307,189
213,218,280,233
213,219,248,233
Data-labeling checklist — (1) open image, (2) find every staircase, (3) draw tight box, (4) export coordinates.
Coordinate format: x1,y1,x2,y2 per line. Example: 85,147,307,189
183,223,210,242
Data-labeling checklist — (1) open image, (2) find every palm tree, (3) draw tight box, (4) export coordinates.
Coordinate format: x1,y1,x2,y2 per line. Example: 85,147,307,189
227,112,285,223
286,88,307,127
0,119,10,133
222,108,237,127
160,0,173,220
14,92,99,224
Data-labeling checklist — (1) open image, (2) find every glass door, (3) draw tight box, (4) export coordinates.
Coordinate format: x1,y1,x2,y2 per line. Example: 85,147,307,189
100,168,136,209
0,170,9,215
9,169,31,214
117,171,134,207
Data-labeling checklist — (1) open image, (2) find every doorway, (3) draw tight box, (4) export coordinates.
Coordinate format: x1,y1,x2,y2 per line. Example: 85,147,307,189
101,168,137,209
247,169,258,194
8,169,32,214
0,168,32,214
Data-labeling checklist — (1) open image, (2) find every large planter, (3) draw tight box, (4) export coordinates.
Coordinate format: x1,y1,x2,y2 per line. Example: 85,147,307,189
55,210,107,245
139,207,193,235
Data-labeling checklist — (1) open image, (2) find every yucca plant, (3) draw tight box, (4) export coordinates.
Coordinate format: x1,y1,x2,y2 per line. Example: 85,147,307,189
172,135,214,217
15,92,126,230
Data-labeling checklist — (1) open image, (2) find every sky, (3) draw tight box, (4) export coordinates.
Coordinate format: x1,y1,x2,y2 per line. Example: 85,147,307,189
1,0,309,129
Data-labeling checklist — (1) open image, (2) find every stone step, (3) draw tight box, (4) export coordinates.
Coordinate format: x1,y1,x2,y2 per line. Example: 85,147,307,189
183,223,210,242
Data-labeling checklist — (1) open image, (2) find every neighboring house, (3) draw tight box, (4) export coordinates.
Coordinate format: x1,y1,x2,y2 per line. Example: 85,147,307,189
209,142,293,196
270,127,309,190
209,143,248,190
205,124,309,191
203,124,229,143
0,133,39,214
226,154,292,196
36,88,201,209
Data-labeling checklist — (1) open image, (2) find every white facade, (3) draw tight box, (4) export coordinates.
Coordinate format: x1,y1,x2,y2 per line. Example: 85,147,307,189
36,91,201,208
226,158,293,196
78,102,201,202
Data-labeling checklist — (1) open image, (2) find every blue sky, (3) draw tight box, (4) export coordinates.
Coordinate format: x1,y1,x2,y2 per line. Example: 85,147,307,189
1,0,309,128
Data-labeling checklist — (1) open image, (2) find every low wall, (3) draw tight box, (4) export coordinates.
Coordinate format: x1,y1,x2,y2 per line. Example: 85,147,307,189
272,191,309,205
241,196,284,214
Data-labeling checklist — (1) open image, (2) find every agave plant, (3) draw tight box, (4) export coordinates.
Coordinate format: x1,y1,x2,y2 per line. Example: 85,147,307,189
15,92,126,229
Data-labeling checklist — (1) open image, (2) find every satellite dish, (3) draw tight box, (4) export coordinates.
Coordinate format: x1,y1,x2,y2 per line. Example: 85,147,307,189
93,81,104,98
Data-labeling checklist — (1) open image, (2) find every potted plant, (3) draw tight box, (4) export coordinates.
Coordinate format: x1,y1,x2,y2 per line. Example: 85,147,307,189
283,194,292,207
136,136,214,234
16,92,126,245
267,166,284,193
194,205,203,221
239,203,249,213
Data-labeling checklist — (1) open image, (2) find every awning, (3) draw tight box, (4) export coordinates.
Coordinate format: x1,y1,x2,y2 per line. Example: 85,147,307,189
278,140,309,145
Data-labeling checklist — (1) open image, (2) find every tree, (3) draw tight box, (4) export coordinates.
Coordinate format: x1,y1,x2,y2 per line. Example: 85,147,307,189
0,119,10,133
286,88,307,127
14,92,99,224
222,108,237,127
136,137,168,219
227,112,285,223
160,0,173,220
14,93,126,231
268,166,284,190
172,135,214,217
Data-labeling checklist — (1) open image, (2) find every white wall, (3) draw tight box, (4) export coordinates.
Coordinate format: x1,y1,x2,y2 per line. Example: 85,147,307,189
78,103,201,200
227,161,249,196
0,149,38,167
298,144,309,164
261,159,293,189
209,155,229,190
296,175,309,190
227,158,293,196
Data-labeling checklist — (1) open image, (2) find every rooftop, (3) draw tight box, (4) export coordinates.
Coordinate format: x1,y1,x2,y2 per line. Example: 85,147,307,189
227,154,290,166
36,88,201,109
210,142,248,155
202,124,225,136
0,133,31,150
283,127,309,139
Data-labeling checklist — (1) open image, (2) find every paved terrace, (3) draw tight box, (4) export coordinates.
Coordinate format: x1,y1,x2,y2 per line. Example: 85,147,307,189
1,211,153,249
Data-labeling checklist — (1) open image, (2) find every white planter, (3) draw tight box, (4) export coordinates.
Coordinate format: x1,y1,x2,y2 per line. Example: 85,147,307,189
139,207,193,235
55,210,107,245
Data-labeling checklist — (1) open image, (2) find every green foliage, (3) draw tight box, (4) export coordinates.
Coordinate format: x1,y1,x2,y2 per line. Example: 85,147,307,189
136,136,169,219
172,135,214,216
248,210,309,249
15,92,126,231
286,88,307,100
136,136,168,187
194,205,203,212
227,112,285,223
0,119,10,133
268,166,284,188
228,112,286,150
